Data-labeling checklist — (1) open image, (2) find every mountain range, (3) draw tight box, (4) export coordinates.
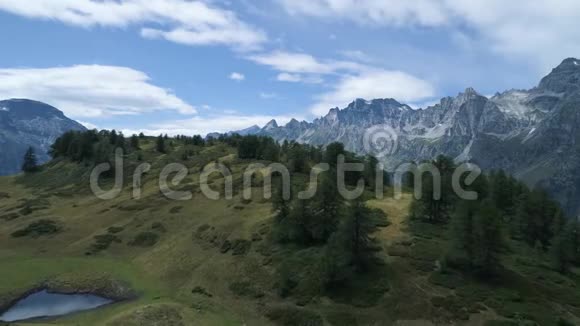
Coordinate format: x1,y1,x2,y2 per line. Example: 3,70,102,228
254,58,580,216
0,99,86,176
1,58,579,215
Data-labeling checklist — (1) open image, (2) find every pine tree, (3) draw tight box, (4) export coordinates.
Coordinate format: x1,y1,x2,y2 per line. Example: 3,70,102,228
471,201,503,275
113,131,125,151
448,199,503,276
343,198,376,270
21,146,38,173
272,180,293,242
515,190,557,250
156,134,166,153
310,168,341,242
448,200,478,267
288,143,308,173
287,198,313,243
130,134,140,150
109,130,118,145
412,155,457,223
552,220,579,274
324,142,345,167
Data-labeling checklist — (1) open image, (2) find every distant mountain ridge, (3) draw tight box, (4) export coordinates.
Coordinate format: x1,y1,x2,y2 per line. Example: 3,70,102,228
254,58,580,216
0,99,86,175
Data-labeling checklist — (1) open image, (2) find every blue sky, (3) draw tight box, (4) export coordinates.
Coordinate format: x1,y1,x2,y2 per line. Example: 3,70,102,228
0,0,578,136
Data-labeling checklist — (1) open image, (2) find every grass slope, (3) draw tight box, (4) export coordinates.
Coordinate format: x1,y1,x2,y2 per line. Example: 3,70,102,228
0,139,578,325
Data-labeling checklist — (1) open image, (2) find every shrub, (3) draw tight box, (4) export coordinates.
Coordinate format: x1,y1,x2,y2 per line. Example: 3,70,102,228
128,232,159,247
0,213,19,221
88,234,122,254
192,286,213,298
229,281,264,298
220,240,232,253
11,219,62,238
265,305,323,326
169,206,183,214
151,222,167,233
231,239,251,255
107,226,125,234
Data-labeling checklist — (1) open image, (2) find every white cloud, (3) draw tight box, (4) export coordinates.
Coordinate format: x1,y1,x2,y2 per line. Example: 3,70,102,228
77,120,99,130
121,114,305,137
0,65,195,118
444,0,580,71
339,50,374,63
278,0,448,27
310,69,435,116
0,0,266,50
248,50,363,74
276,73,323,84
229,72,245,81
259,92,278,99
277,0,580,72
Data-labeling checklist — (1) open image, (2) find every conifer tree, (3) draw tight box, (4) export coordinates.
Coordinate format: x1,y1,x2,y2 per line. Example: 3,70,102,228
156,134,166,153
21,146,38,173
311,168,341,242
448,199,503,276
552,220,579,274
343,198,376,270
130,134,140,150
109,130,118,145
272,179,293,242
471,201,503,275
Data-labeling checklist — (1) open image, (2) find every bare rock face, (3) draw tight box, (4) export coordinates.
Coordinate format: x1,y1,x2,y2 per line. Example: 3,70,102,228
259,58,580,216
0,99,86,175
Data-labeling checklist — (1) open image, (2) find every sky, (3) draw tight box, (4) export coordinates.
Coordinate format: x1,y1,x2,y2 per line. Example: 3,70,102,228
0,0,579,136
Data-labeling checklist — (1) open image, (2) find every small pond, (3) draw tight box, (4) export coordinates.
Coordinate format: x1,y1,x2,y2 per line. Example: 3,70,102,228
0,290,113,322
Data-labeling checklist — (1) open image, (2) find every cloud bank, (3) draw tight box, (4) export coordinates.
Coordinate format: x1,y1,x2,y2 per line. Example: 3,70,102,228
0,65,195,118
0,0,267,50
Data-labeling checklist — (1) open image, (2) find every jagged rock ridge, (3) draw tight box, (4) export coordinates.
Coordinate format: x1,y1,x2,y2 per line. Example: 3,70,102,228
258,58,580,216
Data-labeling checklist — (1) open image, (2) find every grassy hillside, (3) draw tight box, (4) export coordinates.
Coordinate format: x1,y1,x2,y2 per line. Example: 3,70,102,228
0,136,579,325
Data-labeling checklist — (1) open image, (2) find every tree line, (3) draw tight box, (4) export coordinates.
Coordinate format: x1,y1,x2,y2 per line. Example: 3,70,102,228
410,155,580,276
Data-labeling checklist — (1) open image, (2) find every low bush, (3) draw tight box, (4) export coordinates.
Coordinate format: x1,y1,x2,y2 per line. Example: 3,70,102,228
169,206,183,214
107,226,125,234
151,222,167,233
0,212,19,221
265,305,323,326
192,286,213,298
229,281,264,298
128,232,159,247
11,219,62,238
231,239,252,255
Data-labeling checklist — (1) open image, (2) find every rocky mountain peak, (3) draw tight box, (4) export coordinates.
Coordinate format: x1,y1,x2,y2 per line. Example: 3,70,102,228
0,99,66,120
458,87,483,101
285,118,300,128
263,119,278,130
539,57,580,94
0,99,86,176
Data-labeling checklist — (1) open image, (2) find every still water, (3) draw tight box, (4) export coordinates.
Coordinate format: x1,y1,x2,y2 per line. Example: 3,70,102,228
0,290,112,322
